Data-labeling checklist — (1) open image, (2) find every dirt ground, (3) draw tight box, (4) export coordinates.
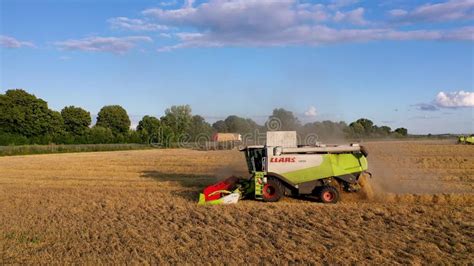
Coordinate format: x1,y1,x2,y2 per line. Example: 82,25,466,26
0,141,473,264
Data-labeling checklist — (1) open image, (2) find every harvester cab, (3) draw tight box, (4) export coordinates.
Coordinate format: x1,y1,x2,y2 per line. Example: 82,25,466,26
198,131,370,205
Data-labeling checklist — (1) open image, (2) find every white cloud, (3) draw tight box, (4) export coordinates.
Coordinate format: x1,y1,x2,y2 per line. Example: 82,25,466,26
435,90,474,108
157,26,474,51
389,0,474,23
296,3,329,22
333,7,368,25
304,106,318,117
55,36,152,54
140,0,473,52
108,17,168,31
143,0,301,32
0,35,35,48
442,26,474,41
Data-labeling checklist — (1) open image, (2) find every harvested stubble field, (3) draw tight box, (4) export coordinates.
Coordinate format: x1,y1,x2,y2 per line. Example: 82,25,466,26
0,141,473,264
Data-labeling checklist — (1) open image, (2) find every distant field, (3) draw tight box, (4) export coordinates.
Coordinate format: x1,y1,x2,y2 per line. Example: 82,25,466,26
0,144,152,157
0,141,472,264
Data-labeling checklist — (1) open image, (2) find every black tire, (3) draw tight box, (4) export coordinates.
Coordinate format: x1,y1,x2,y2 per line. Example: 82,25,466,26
318,186,340,204
262,178,284,202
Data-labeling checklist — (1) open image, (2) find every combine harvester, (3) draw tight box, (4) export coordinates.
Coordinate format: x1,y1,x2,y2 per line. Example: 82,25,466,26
458,135,474,145
199,131,370,205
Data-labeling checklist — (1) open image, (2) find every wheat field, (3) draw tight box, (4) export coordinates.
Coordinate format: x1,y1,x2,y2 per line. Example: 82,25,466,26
0,141,473,264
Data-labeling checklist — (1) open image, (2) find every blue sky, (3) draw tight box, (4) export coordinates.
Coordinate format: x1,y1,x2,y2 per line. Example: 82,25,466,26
0,0,473,134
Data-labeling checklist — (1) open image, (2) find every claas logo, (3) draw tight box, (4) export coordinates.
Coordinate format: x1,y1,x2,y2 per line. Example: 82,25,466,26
270,157,296,163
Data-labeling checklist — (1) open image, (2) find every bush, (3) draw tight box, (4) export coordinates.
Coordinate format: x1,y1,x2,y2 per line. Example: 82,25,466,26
0,144,151,157
0,133,29,146
52,132,77,145
86,126,114,144
127,130,142,144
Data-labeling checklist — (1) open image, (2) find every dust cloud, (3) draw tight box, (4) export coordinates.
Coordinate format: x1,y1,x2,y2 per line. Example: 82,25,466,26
357,141,474,204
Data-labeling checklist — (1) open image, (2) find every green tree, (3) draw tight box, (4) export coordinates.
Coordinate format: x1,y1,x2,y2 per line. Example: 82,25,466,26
0,89,64,141
212,120,228,133
161,105,193,142
377,126,392,137
49,111,65,141
137,115,162,144
127,130,142,144
302,120,348,141
394,127,408,136
267,108,301,131
349,122,365,137
355,118,374,136
61,106,91,135
224,115,258,135
159,124,174,147
96,105,131,135
188,115,213,141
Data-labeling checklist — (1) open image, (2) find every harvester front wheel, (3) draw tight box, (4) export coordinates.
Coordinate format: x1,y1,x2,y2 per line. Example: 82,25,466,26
319,186,340,204
262,178,283,202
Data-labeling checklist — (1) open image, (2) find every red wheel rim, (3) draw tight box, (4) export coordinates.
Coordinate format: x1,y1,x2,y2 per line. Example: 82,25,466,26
323,191,334,202
263,184,276,198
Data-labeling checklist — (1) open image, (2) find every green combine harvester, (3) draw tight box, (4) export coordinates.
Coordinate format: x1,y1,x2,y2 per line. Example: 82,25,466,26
199,131,369,205
458,135,474,145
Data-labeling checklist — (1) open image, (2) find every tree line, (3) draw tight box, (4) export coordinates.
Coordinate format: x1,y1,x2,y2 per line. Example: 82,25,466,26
0,89,407,146
214,108,408,140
